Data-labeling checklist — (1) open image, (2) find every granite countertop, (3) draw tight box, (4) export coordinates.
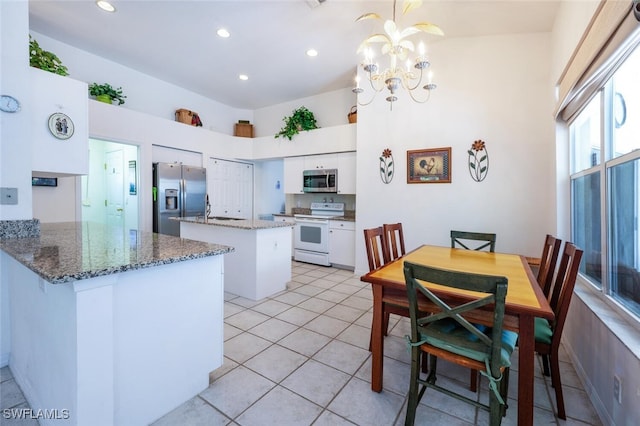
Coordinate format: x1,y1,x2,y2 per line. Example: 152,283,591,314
272,213,356,222
0,222,234,284
176,217,294,230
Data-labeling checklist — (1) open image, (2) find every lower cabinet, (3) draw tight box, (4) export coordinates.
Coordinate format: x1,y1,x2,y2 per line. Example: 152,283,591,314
329,220,355,269
274,215,296,258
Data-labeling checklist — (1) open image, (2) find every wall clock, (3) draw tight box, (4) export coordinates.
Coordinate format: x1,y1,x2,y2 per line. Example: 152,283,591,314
0,95,21,113
48,112,74,140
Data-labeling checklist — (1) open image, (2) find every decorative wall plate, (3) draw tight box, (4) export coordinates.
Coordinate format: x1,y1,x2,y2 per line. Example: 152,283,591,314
48,112,74,140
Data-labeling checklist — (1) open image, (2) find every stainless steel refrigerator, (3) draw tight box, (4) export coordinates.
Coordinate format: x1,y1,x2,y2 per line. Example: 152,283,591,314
153,162,207,236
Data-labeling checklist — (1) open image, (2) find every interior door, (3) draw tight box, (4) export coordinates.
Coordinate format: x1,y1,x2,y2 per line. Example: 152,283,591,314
106,150,124,228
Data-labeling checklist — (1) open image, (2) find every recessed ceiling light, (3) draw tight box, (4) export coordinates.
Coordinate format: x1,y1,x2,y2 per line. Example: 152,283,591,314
95,1,116,13
306,49,318,57
239,74,248,81
217,28,230,38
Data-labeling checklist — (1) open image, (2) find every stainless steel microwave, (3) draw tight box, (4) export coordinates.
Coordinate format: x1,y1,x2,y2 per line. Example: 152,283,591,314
303,169,338,193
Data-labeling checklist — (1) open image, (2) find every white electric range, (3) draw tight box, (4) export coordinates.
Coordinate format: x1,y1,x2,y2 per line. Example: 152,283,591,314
293,202,345,266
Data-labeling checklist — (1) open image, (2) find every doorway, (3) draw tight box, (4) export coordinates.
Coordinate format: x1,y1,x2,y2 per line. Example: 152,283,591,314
81,138,139,231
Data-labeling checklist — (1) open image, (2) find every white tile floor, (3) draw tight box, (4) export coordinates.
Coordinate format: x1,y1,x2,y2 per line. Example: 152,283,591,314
1,261,603,425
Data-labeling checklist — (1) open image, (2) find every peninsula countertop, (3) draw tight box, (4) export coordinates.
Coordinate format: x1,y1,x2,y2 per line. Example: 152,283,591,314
175,217,294,230
0,222,234,284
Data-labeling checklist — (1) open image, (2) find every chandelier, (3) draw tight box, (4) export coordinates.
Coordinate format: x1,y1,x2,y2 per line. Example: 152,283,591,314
352,0,443,109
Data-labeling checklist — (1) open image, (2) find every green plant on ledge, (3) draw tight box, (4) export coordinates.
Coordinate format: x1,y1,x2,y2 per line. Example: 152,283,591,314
88,83,127,105
29,35,69,76
275,106,319,140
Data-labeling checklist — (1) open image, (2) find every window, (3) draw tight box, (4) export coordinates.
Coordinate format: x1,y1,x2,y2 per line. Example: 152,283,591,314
570,44,640,318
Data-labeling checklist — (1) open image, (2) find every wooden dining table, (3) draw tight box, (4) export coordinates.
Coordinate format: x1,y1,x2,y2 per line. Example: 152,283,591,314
360,244,554,426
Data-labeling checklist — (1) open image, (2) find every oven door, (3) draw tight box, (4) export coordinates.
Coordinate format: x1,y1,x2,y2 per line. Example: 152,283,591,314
294,217,329,253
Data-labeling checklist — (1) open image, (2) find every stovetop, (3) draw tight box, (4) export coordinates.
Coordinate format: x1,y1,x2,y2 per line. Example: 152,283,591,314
294,202,345,220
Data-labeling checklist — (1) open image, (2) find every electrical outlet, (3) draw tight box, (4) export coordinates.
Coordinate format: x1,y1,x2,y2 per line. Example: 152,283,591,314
614,375,622,404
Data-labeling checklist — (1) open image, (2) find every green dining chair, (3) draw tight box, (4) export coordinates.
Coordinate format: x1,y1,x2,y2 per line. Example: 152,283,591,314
403,262,518,426
450,229,497,391
535,242,583,420
451,230,496,252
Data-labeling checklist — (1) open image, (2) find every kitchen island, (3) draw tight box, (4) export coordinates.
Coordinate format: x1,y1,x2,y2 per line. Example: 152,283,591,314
178,217,292,300
0,221,234,426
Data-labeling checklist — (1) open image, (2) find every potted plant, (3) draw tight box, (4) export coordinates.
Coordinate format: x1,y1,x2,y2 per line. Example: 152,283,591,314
29,35,69,76
88,83,126,105
275,106,319,140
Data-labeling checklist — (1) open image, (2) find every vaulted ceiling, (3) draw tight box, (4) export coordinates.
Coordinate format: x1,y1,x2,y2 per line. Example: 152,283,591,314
29,0,560,110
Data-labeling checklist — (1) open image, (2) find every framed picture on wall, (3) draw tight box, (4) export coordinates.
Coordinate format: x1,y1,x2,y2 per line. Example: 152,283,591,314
407,147,452,183
32,177,58,187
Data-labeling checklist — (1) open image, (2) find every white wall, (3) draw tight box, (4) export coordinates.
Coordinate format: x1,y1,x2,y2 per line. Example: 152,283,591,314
354,31,554,274
253,87,357,137
29,31,253,136
253,160,285,217
1,0,31,368
32,177,78,223
1,0,32,221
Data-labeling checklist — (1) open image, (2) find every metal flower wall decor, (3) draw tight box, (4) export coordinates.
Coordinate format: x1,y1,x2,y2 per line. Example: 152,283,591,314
380,148,394,183
468,140,489,182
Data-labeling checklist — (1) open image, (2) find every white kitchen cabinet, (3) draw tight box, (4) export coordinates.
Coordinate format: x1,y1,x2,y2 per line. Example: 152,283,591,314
31,68,89,176
274,215,296,258
329,220,355,269
283,156,305,193
207,158,253,219
337,151,356,194
305,153,338,170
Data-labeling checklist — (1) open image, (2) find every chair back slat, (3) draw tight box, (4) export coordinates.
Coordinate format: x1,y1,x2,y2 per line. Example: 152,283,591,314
363,227,389,271
548,243,583,345
403,262,508,371
537,234,562,298
383,223,406,261
450,230,497,252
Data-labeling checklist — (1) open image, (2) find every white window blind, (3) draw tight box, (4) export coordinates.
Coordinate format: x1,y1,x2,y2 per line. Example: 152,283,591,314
556,1,640,122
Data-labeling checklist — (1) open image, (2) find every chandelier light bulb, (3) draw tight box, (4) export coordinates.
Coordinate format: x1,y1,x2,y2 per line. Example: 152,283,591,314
353,0,443,108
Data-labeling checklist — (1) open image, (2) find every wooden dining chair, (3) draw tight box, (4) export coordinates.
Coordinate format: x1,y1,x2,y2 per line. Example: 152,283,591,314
535,242,583,420
383,223,406,261
530,234,562,298
364,227,404,348
451,230,496,252
403,261,517,426
363,226,389,271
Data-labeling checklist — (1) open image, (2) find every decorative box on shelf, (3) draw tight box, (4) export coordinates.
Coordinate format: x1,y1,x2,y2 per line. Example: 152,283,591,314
175,109,202,127
234,120,254,138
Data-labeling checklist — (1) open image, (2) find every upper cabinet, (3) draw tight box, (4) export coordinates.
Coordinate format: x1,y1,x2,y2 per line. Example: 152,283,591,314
305,153,338,170
337,151,356,194
30,68,89,176
283,156,306,194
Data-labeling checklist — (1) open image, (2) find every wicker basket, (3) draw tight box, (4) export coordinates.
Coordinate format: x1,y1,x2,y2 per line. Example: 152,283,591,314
347,106,357,123
175,109,194,124
175,109,202,127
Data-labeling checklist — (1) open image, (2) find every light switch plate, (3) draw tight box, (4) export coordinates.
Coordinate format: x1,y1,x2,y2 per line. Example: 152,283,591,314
0,187,18,205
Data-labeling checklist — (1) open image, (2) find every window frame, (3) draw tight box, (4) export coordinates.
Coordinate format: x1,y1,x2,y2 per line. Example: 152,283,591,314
569,73,640,328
